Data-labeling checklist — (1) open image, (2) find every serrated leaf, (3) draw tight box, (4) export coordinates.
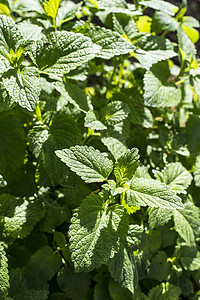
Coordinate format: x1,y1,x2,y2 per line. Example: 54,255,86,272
134,34,177,69
57,266,90,300
0,242,10,296
97,0,141,15
29,31,100,78
1,195,46,240
135,48,177,70
28,125,50,159
112,14,138,40
148,282,181,300
101,101,129,125
186,115,200,155
0,15,24,58
173,210,195,246
83,24,135,59
194,155,200,187
54,81,91,113
143,62,181,107
24,246,62,289
2,67,41,111
69,194,129,271
56,145,113,183
140,0,178,16
43,0,61,21
84,110,107,130
114,148,140,183
152,11,178,33
148,207,173,229
107,243,137,294
125,177,184,209
153,162,192,194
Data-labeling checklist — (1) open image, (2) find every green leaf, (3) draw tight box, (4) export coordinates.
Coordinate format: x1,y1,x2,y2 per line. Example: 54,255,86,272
194,155,200,187
101,101,129,125
57,266,90,300
114,148,140,183
148,282,181,300
134,35,177,69
0,112,25,189
84,110,107,130
178,246,200,271
28,125,50,159
152,11,178,33
69,194,129,271
148,207,173,229
56,145,113,183
54,81,91,113
125,177,184,209
24,246,62,289
143,62,181,107
173,210,196,246
29,31,100,78
178,24,196,59
0,194,46,240
0,241,10,296
140,0,178,16
153,162,193,194
2,67,41,111
148,251,171,281
107,244,137,294
43,0,61,22
108,279,132,300
79,23,135,59
186,115,200,155
13,0,44,14
0,15,24,59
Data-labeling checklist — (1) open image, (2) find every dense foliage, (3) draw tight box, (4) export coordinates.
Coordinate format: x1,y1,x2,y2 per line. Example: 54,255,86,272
0,0,200,299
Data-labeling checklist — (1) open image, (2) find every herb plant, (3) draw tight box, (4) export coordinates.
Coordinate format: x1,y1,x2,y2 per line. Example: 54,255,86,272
0,0,200,299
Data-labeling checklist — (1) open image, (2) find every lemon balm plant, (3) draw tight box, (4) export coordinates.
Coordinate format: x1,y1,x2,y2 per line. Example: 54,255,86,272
0,0,200,299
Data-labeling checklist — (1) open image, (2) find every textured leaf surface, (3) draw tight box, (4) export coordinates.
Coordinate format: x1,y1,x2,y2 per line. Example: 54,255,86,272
125,178,184,209
114,148,139,183
173,210,195,246
153,162,192,194
84,110,107,130
82,24,135,59
0,15,23,57
56,145,113,183
148,282,181,300
140,0,177,15
107,243,137,294
69,194,129,271
143,62,181,107
0,194,46,240
102,101,129,125
148,207,173,229
134,34,177,69
2,67,41,111
0,242,9,296
29,31,100,77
